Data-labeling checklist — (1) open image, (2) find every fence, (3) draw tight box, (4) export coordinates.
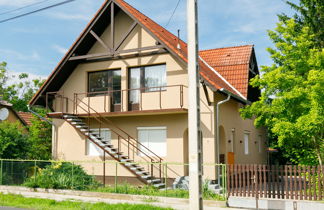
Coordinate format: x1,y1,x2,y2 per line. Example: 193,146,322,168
227,164,324,201
0,159,227,200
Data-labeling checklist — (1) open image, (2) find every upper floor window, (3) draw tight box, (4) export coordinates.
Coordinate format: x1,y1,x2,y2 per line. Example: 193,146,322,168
129,64,166,92
88,69,121,104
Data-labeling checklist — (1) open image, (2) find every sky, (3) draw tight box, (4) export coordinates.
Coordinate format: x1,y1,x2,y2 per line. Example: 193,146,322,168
0,0,296,80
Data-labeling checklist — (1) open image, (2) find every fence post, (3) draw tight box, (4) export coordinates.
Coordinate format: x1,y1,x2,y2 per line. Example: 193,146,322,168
71,162,74,189
115,161,118,192
222,164,227,200
34,160,37,183
0,160,3,185
164,163,167,197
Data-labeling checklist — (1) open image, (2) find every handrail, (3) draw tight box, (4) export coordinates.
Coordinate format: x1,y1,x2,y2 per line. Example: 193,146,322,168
47,92,163,164
77,84,188,95
76,84,187,112
74,95,163,162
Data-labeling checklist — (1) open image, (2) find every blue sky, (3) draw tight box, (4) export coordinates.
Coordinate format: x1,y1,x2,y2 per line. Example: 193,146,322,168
0,0,296,79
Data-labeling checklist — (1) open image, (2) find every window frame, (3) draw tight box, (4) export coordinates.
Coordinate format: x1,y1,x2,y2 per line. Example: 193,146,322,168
244,131,250,155
87,69,121,104
128,64,167,93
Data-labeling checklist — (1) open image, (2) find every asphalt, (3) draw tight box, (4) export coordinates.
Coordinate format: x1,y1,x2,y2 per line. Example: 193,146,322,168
0,208,28,210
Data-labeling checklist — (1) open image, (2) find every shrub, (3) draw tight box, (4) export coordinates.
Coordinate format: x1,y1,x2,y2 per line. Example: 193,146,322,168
23,162,100,190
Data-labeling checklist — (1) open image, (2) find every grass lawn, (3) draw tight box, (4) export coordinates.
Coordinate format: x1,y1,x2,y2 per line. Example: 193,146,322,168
93,184,225,201
0,193,173,210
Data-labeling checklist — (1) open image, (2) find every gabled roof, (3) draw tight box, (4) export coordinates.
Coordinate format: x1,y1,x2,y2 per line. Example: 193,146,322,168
30,0,250,106
200,45,254,98
0,100,12,107
17,112,34,127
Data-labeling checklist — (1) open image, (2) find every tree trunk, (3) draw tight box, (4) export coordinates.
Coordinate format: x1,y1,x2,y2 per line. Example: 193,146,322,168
313,136,323,166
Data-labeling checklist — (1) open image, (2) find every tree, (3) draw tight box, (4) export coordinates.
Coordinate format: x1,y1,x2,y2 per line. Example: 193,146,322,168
279,0,324,48
0,62,44,112
0,121,29,159
240,18,324,165
27,114,52,160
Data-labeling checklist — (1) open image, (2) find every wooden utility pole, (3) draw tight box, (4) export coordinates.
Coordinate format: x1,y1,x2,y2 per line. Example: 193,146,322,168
188,0,203,209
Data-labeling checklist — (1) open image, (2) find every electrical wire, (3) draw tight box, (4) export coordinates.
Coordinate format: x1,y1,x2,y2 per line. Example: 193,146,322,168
165,0,181,28
0,0,76,24
0,0,52,16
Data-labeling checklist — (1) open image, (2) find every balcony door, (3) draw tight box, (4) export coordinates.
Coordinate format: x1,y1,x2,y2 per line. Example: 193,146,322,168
128,64,166,111
88,69,121,112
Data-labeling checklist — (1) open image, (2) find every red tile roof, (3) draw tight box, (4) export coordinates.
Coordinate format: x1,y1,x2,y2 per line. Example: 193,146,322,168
115,0,246,99
200,45,253,97
30,0,253,105
17,112,34,126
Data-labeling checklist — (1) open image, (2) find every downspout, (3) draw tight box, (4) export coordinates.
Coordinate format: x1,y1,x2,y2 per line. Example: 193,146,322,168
27,105,53,125
215,90,230,185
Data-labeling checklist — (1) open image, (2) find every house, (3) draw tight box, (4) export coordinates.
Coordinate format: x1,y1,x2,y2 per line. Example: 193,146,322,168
29,0,267,187
0,99,33,127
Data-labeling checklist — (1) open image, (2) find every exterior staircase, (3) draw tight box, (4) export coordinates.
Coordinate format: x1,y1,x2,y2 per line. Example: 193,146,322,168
63,114,165,188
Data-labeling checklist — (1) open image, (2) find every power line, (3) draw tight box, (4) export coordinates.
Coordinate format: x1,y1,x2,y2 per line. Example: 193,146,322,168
0,0,76,24
0,0,52,16
165,0,181,28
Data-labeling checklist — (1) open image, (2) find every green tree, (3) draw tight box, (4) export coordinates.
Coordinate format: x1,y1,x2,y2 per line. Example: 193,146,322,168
0,121,29,159
0,62,44,112
279,0,324,48
27,114,52,160
241,18,324,165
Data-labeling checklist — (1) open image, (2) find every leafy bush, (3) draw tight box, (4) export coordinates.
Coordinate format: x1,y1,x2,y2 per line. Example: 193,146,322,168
23,162,100,190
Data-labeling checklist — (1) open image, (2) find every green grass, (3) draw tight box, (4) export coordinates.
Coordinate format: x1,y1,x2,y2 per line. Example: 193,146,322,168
93,183,225,201
0,193,173,210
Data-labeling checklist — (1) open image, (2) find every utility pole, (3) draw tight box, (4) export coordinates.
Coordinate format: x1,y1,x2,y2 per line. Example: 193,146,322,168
188,0,203,209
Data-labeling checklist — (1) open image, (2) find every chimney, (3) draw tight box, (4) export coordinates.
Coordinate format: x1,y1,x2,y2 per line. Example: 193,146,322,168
177,29,181,50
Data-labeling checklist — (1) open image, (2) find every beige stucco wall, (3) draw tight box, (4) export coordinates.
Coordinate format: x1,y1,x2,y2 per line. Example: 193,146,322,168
51,9,267,181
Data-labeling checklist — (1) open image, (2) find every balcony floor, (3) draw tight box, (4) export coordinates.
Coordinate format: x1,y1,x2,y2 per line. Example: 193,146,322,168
48,108,188,119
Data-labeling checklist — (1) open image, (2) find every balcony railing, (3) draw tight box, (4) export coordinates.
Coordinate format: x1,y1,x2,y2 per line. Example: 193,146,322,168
46,85,187,115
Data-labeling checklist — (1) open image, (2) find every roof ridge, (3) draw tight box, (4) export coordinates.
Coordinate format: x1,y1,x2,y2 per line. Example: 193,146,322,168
200,44,253,52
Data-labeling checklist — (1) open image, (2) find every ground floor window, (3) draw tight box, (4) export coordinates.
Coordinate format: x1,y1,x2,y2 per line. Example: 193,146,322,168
86,128,111,156
137,127,167,157
244,132,249,155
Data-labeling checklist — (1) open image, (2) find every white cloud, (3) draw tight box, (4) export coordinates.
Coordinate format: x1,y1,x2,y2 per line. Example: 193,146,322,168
0,49,40,61
52,44,68,54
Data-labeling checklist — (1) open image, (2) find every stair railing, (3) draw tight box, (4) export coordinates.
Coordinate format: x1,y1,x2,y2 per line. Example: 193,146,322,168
47,92,164,180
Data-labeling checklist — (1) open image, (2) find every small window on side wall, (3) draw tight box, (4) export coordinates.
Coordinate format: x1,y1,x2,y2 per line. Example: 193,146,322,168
86,128,111,156
244,132,249,155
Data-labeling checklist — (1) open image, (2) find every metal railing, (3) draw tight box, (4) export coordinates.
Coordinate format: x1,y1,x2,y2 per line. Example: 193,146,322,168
72,85,187,114
0,159,227,200
46,92,165,181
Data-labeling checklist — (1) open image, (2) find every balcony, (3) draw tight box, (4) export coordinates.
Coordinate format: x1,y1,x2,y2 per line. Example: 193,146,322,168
46,85,188,117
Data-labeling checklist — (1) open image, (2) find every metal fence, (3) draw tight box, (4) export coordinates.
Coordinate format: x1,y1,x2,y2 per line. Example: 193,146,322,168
0,159,227,199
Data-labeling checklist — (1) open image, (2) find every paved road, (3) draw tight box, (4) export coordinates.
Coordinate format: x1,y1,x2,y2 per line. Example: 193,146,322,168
0,207,28,210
